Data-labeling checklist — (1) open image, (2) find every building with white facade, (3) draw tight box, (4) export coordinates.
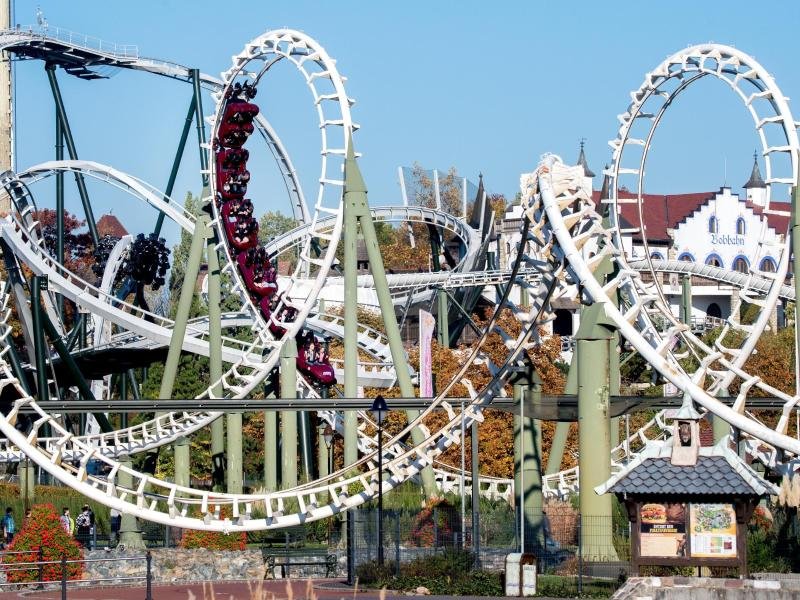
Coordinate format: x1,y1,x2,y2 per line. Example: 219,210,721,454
500,148,790,341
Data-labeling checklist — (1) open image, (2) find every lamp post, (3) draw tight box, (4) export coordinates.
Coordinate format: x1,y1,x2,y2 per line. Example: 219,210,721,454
323,424,335,475
371,394,388,566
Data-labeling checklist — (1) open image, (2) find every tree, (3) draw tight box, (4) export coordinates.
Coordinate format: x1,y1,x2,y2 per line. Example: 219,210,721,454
258,210,297,244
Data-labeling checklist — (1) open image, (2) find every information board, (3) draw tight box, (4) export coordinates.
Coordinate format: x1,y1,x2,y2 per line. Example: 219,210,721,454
689,503,737,558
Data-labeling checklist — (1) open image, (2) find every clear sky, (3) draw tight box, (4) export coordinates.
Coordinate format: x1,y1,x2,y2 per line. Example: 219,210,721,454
9,0,800,246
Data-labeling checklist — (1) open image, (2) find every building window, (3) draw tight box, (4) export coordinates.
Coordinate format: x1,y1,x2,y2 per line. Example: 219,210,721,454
733,256,749,273
678,252,695,263
650,252,664,260
759,257,777,273
736,217,746,236
708,216,718,234
705,254,723,268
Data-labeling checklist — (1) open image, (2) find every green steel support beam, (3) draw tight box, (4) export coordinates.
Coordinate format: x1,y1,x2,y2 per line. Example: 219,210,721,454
45,64,99,246
38,306,112,432
437,290,450,348
546,363,576,475
205,205,227,491
118,455,145,549
471,419,480,561
55,109,64,317
343,136,437,497
442,289,482,337
150,215,208,474
174,435,190,489
298,411,313,482
513,372,544,553
191,69,210,187
154,98,196,236
280,338,298,489
342,177,360,470
680,274,692,325
576,302,618,560
227,411,243,494
19,459,35,508
792,186,800,407
265,410,278,491
30,276,49,402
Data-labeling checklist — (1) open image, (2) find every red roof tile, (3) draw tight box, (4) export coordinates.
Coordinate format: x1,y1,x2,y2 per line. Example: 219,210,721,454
96,214,128,238
593,189,712,242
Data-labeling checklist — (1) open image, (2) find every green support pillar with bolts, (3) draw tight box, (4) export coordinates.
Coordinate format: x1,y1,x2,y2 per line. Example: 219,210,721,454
342,135,437,497
117,455,145,549
680,274,692,326
513,369,544,553
280,338,298,489
576,302,618,560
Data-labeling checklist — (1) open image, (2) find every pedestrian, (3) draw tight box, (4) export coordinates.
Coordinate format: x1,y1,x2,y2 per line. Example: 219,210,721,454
75,505,91,548
88,506,96,549
110,507,121,545
2,507,14,546
60,507,74,536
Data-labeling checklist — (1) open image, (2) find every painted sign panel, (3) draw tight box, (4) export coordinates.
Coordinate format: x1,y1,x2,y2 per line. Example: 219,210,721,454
639,502,688,557
689,503,737,558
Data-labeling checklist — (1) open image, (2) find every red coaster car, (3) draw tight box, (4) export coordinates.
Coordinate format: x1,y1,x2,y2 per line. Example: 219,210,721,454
223,101,259,125
218,120,254,148
268,301,297,338
237,251,278,297
297,338,336,386
226,216,259,251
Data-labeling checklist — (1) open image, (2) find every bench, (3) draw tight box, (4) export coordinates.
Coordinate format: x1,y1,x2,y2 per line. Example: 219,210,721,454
261,548,337,579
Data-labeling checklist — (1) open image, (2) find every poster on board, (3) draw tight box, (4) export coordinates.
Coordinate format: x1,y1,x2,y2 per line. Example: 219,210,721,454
639,502,688,557
690,503,737,558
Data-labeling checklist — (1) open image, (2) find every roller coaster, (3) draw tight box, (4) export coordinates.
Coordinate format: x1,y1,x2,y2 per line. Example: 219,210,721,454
0,25,796,536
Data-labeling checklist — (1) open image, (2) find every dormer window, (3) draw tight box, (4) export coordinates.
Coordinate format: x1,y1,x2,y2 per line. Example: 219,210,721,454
736,217,746,236
733,256,749,273
708,216,718,234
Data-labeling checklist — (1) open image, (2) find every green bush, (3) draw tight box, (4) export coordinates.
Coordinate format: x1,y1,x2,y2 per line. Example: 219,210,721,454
355,559,395,585
400,548,475,579
747,528,790,573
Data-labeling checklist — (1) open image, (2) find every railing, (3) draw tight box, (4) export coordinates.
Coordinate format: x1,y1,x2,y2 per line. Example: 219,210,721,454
14,25,139,59
0,549,152,598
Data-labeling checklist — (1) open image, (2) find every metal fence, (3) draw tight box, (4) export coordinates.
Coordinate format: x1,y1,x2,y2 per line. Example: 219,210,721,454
344,506,631,596
0,549,152,599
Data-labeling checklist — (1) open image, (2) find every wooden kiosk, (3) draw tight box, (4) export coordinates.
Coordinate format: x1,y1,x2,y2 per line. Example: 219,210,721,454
595,394,777,576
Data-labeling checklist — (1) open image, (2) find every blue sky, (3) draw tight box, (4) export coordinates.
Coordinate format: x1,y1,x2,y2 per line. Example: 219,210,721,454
9,1,800,245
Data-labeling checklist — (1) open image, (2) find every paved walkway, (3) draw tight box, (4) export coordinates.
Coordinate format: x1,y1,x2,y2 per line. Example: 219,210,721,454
0,579,573,600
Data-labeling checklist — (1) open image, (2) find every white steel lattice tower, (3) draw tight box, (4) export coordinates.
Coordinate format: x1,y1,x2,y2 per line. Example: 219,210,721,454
0,0,11,213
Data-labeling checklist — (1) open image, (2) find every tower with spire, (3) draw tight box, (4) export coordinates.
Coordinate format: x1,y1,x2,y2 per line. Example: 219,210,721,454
743,152,766,207
576,139,595,192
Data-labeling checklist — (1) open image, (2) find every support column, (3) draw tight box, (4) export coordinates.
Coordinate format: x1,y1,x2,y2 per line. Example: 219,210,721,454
298,412,313,482
576,303,618,561
437,290,450,348
713,388,730,444
174,436,190,489
150,215,208,475
792,186,800,408
45,64,98,245
471,419,480,561
30,276,48,402
343,136,437,497
117,456,145,549
280,338,298,489
546,364,576,475
227,413,243,493
19,459,34,508
680,274,692,326
513,373,544,553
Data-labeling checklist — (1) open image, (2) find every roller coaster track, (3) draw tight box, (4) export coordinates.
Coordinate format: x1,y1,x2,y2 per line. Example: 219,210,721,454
0,34,794,532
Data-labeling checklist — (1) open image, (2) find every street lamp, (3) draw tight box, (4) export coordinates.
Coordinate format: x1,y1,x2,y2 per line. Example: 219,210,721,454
323,424,335,475
371,394,388,566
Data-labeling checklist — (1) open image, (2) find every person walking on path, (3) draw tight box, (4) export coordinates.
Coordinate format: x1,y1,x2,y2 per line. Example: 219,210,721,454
60,507,74,536
2,508,14,546
75,505,91,548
